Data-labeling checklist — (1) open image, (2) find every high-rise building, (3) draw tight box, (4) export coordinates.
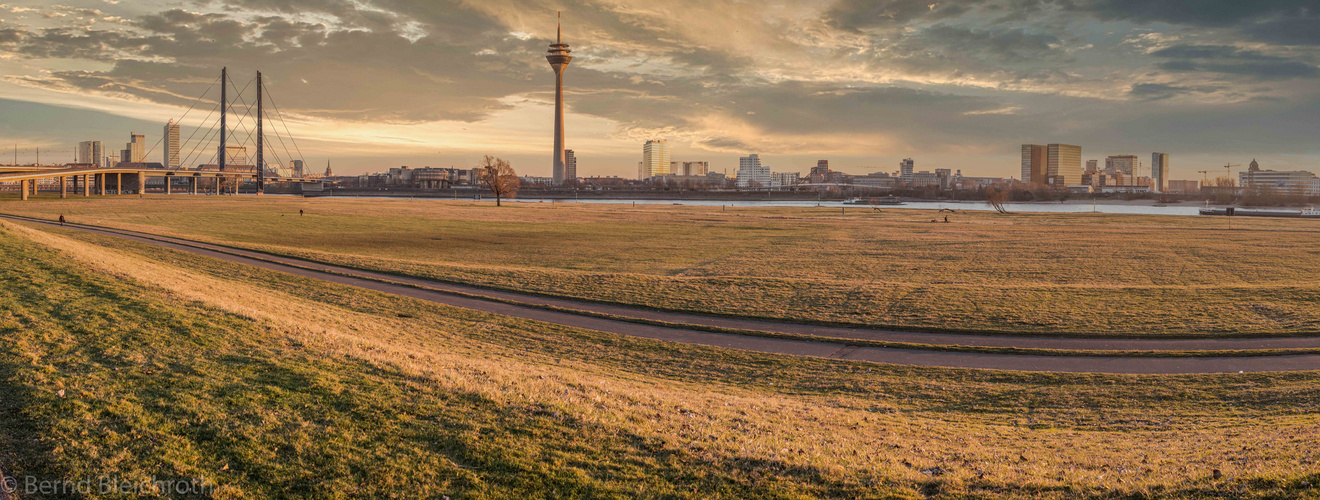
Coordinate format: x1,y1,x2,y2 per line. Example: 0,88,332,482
736,154,771,188
1021,144,1047,184
546,14,573,185
640,140,670,179
1151,153,1169,192
770,171,800,188
163,120,181,168
935,168,953,189
77,141,103,167
900,158,915,183
809,160,844,184
1085,159,1099,173
217,146,248,167
126,132,145,162
1046,144,1082,186
290,159,305,178
1105,155,1139,176
680,161,709,176
564,149,577,180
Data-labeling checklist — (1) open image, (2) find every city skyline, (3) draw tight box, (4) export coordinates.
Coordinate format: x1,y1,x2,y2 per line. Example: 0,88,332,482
1,0,1318,177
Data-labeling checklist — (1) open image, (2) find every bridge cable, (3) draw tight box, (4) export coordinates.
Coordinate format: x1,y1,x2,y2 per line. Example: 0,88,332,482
178,112,220,169
179,113,223,170
138,75,221,165
226,98,261,166
261,133,289,177
222,75,257,156
263,109,299,176
224,75,263,164
172,101,221,169
261,80,307,163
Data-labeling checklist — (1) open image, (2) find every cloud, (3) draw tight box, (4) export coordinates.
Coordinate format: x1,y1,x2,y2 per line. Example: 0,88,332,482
1127,83,1218,101
1241,16,1320,46
1063,0,1320,46
1149,44,1319,80
919,25,1065,64
825,0,989,30
3,6,546,122
0,0,1318,175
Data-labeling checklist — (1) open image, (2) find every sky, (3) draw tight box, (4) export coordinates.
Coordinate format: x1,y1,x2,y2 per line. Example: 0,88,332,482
0,0,1318,179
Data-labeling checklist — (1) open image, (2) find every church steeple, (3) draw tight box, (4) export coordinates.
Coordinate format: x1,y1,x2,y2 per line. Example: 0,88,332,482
325,160,333,177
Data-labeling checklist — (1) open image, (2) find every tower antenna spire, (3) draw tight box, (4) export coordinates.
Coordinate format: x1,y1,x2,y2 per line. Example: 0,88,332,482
557,11,561,44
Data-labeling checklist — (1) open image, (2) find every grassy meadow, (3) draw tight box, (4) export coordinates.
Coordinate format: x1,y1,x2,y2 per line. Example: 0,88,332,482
3,216,1320,498
6,196,1320,337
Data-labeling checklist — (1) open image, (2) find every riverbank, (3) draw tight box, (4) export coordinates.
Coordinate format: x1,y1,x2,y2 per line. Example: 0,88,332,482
7,196,1320,336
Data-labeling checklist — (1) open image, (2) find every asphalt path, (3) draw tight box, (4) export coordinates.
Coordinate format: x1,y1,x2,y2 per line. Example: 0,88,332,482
7,212,1320,374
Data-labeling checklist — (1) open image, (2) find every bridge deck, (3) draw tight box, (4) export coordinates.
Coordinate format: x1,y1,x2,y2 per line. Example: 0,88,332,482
1,167,317,200
0,167,313,183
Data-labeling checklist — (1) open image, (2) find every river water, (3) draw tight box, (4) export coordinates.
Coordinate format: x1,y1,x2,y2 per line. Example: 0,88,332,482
511,198,1210,216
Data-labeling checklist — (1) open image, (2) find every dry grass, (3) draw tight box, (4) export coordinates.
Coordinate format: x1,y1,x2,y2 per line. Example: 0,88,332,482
6,196,1320,337
2,218,1320,498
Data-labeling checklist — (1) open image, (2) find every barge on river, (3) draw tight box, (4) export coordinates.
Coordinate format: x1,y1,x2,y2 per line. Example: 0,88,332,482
1199,207,1320,218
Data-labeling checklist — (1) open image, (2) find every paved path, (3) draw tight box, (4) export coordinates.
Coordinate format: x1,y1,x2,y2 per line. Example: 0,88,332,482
8,213,1320,374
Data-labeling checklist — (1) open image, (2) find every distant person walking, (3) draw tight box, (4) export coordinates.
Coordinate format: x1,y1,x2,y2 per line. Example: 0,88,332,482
300,209,304,216
58,214,65,226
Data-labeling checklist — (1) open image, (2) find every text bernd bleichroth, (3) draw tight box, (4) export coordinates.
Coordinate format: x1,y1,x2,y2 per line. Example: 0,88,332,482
7,475,215,496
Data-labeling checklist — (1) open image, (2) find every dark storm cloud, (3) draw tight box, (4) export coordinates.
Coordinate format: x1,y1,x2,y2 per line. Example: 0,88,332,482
1149,44,1319,80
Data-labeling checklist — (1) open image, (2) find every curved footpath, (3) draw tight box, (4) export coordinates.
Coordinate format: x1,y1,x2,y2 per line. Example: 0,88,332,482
7,213,1320,374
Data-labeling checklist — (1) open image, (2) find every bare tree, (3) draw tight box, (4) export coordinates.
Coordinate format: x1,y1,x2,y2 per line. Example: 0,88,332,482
478,155,520,206
985,184,1010,214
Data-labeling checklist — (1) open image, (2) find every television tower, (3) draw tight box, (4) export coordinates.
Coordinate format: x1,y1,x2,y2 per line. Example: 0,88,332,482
546,12,573,185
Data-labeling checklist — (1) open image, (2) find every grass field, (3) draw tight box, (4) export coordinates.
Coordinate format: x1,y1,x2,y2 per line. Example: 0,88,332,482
3,216,1320,498
6,196,1320,337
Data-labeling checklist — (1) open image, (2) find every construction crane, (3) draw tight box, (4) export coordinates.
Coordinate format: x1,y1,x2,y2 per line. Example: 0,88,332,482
1197,170,1212,183
1222,163,1241,187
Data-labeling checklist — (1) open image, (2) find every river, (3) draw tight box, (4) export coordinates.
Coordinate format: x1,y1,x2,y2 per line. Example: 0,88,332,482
510,198,1211,216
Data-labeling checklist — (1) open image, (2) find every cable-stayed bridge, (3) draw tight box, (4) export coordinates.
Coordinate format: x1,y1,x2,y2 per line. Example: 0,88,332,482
1,68,318,200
